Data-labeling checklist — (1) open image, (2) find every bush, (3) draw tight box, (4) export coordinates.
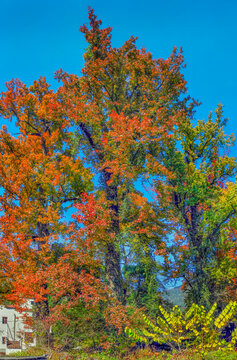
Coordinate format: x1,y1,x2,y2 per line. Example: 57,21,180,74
125,301,237,358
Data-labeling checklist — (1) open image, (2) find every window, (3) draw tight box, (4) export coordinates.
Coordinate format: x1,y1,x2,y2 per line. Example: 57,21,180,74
2,317,7,324
2,337,7,344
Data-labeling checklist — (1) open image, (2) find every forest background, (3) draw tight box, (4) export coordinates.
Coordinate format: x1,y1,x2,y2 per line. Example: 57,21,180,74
0,0,237,357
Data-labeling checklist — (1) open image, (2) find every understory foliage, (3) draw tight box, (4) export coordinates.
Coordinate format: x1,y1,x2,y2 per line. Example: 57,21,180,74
126,301,237,357
0,8,236,355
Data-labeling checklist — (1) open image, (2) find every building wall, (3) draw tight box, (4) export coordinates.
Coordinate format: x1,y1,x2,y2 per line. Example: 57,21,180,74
0,303,36,355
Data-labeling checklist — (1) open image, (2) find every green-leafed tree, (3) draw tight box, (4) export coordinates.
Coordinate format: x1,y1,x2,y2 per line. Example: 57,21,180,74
154,105,237,308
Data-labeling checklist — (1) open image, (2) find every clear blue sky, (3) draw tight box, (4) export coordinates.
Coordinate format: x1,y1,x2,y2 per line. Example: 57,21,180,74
1,0,237,150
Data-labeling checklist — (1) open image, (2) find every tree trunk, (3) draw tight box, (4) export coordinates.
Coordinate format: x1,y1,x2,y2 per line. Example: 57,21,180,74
36,221,50,317
103,170,124,302
183,204,210,305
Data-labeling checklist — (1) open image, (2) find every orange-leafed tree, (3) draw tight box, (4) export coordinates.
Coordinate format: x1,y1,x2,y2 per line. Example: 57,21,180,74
0,9,192,310
0,77,95,311
52,9,191,302
211,226,237,302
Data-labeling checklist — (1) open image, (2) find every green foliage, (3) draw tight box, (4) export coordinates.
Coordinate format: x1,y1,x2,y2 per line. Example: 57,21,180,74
125,301,237,356
124,260,165,315
5,347,46,357
155,106,237,307
52,302,106,350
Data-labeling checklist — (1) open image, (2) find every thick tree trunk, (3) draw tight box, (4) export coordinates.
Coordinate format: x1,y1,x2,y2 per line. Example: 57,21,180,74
192,248,208,304
103,170,124,303
36,221,50,317
180,203,210,305
105,242,124,302
189,207,210,306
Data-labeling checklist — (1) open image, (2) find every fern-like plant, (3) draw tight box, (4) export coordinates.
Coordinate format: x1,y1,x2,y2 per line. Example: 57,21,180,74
125,301,237,358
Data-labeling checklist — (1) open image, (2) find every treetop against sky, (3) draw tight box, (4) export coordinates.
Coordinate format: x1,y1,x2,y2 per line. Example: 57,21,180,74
0,0,237,148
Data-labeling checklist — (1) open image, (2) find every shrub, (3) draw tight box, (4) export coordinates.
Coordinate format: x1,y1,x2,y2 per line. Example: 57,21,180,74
125,301,237,358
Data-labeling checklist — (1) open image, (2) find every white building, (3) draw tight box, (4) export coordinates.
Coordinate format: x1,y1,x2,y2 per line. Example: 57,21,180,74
0,301,36,355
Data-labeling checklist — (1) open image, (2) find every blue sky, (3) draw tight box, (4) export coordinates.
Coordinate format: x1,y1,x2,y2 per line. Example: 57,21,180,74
1,0,237,149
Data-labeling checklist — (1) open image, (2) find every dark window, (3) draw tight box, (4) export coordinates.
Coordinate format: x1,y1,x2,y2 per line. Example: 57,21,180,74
2,317,7,324
2,337,7,344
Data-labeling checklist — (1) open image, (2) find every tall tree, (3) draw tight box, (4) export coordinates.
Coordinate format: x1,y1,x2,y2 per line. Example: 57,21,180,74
0,9,197,308
53,9,189,301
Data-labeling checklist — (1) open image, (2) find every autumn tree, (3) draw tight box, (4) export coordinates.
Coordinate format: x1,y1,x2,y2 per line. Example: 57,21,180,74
210,226,237,302
1,8,229,318
52,9,191,302
0,77,94,311
0,8,185,314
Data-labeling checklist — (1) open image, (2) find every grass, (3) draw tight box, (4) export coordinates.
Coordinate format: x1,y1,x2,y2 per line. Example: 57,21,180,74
4,346,237,360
